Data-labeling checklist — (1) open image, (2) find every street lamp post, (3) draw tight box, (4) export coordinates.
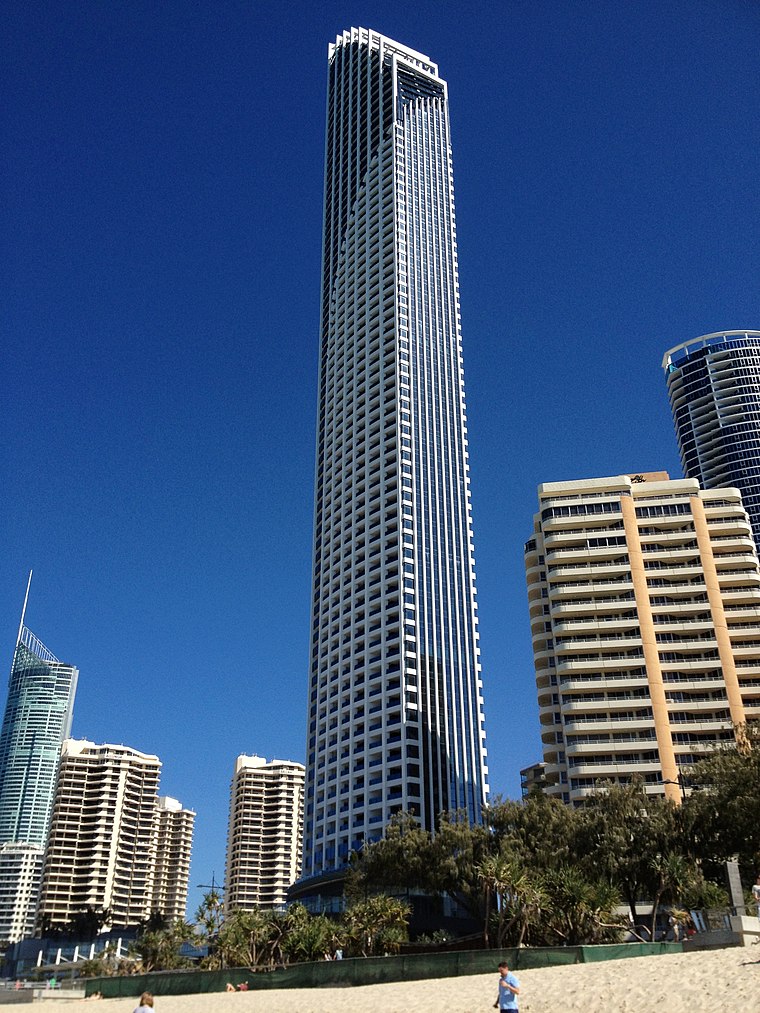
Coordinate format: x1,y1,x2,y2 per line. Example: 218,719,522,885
662,772,687,801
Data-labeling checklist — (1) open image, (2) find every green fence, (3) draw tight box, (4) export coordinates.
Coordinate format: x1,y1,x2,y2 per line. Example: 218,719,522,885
84,942,681,998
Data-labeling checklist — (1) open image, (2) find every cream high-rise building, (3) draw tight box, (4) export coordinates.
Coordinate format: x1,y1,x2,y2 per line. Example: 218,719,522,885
38,740,194,928
225,755,304,911
0,843,44,943
525,473,760,805
152,796,196,922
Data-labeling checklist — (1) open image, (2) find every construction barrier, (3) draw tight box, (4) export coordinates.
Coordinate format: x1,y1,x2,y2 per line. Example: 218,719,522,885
84,942,682,998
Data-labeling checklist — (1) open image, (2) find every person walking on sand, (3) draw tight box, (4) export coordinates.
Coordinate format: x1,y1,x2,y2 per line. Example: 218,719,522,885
494,960,520,1011
752,875,760,921
134,992,154,1013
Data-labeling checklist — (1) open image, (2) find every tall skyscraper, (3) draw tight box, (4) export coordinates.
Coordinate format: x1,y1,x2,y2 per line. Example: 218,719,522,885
152,796,196,922
0,580,78,847
225,755,304,911
37,739,194,928
663,330,760,547
525,473,760,805
0,576,78,942
300,28,488,891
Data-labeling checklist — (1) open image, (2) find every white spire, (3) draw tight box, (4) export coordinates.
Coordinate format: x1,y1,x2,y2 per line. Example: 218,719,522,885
17,570,32,646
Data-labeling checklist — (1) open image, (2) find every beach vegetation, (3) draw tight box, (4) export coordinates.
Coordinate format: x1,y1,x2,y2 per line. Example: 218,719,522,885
129,919,195,972
341,894,411,956
685,721,760,876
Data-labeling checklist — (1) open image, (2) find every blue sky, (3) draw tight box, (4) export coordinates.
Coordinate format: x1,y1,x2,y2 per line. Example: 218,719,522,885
3,0,759,914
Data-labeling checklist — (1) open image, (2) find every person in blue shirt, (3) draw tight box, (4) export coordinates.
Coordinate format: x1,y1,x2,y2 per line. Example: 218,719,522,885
494,961,520,1011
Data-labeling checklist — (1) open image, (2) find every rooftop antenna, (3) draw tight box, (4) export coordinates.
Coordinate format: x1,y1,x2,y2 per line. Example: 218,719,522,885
17,570,32,645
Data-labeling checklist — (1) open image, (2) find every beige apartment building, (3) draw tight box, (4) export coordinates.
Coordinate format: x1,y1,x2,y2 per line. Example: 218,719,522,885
0,843,44,943
37,740,194,928
525,473,760,805
152,796,196,922
225,755,304,911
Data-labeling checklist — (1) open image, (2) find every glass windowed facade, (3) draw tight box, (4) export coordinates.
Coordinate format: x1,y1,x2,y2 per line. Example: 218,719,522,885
301,28,488,885
663,330,760,548
0,604,78,942
0,626,78,847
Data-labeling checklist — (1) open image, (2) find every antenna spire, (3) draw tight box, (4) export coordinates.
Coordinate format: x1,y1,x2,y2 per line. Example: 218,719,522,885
17,570,32,645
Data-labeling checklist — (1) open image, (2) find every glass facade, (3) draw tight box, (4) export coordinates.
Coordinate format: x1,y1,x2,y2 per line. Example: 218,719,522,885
302,29,488,883
0,626,78,847
664,330,760,548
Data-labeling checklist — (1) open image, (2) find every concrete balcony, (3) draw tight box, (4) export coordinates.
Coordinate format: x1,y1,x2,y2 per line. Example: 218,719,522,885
659,656,724,672
550,599,637,619
550,579,634,599
549,559,631,579
553,614,637,633
563,713,655,732
734,660,760,675
666,715,731,730
555,635,642,653
556,654,645,672
538,705,562,725
662,676,726,693
566,738,653,755
546,545,629,564
730,645,760,660
722,588,760,603
559,672,648,691
568,758,662,778
542,511,623,533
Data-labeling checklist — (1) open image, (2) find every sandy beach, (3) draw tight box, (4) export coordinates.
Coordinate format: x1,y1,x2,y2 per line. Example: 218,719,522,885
29,945,760,1013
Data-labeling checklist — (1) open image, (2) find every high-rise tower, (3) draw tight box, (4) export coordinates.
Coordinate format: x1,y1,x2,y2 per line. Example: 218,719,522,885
301,29,488,889
38,739,194,927
663,330,760,547
0,575,78,941
152,796,196,922
0,577,78,847
525,473,760,805
225,755,304,911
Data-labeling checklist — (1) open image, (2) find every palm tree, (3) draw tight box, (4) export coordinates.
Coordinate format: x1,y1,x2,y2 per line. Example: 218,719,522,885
129,920,195,972
283,904,337,963
214,908,271,969
342,895,410,956
543,867,620,946
477,851,547,948
649,852,692,940
477,853,499,947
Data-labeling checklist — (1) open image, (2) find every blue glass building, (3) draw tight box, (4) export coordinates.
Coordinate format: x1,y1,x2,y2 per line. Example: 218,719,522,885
663,330,760,549
0,608,78,847
299,29,489,889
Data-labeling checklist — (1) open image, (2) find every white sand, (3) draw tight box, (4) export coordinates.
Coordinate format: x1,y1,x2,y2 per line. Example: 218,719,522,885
35,945,760,1013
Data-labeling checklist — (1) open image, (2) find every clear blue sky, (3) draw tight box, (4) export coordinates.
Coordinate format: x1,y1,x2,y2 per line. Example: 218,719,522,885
3,0,759,915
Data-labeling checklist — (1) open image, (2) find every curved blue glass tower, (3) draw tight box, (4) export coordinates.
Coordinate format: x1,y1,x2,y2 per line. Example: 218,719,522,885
663,330,760,548
301,29,489,887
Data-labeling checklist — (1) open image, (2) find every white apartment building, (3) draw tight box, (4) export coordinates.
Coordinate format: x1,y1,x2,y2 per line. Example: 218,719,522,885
0,843,44,943
225,755,304,911
525,473,760,805
38,740,193,928
152,796,196,923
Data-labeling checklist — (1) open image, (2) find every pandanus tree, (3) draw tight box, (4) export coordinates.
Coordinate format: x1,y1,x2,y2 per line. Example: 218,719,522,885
342,895,411,957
